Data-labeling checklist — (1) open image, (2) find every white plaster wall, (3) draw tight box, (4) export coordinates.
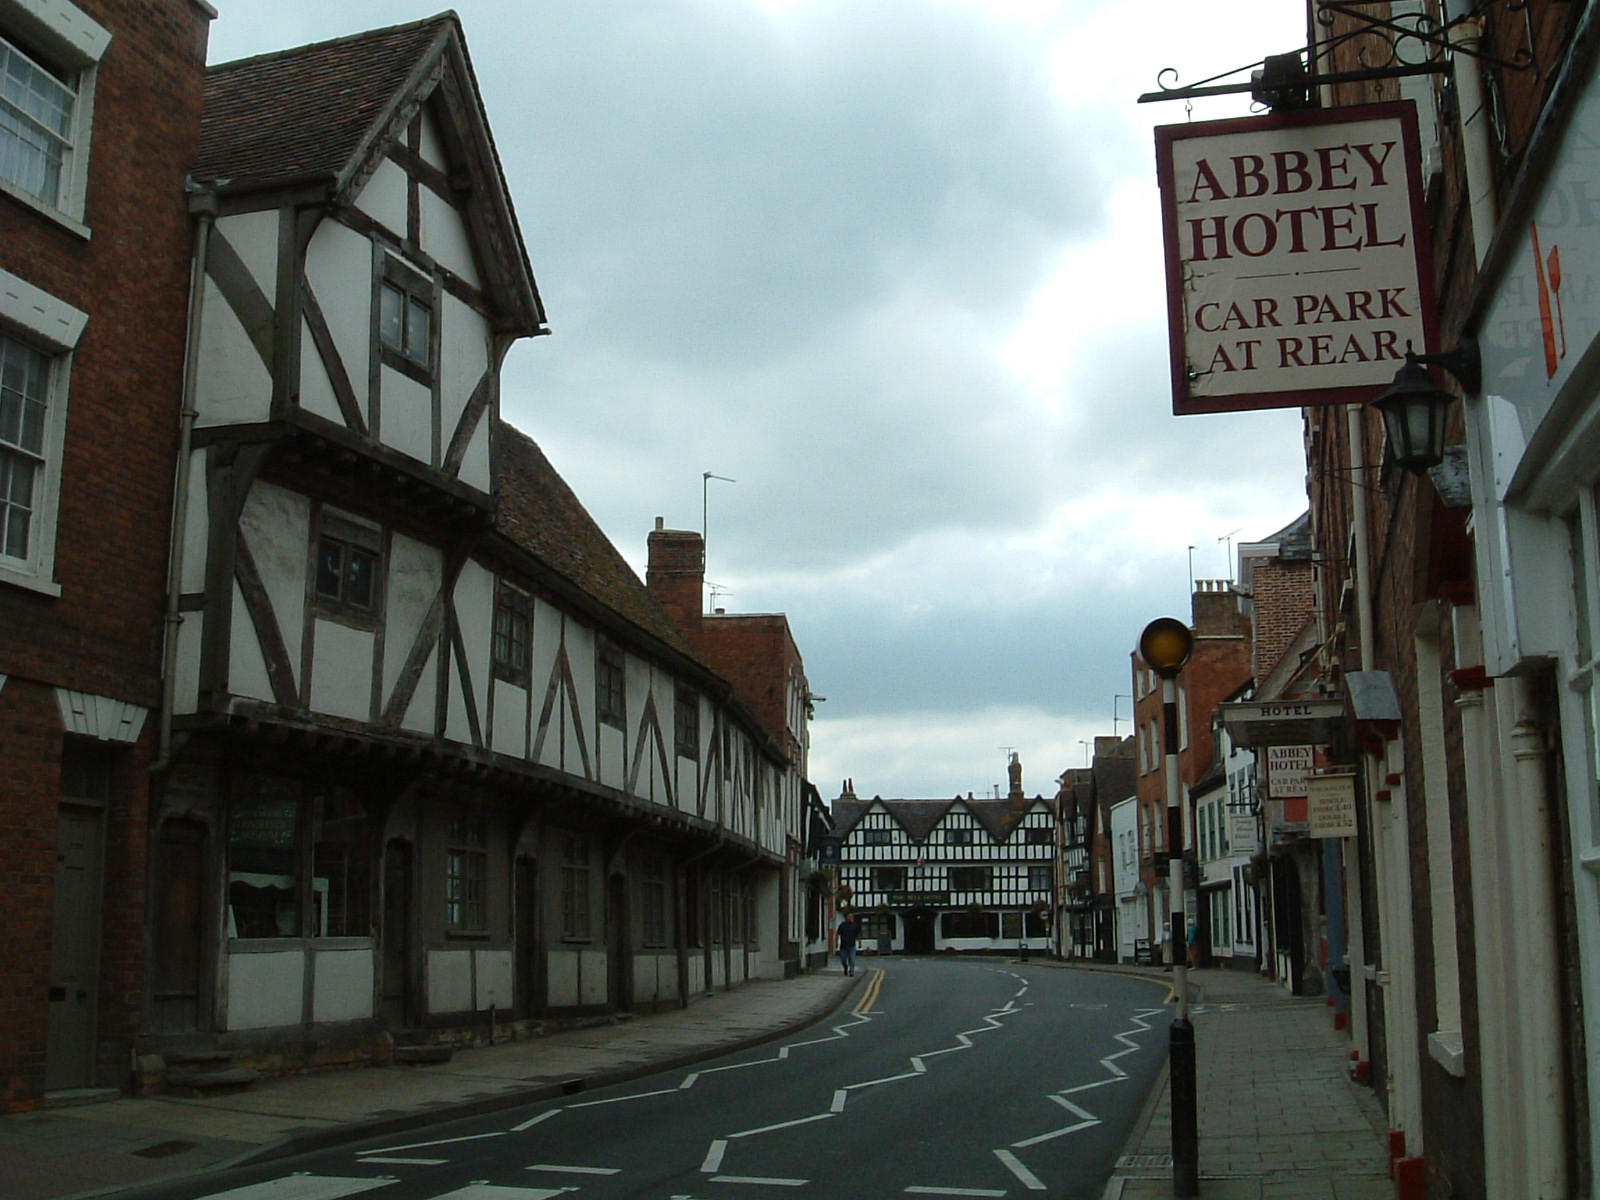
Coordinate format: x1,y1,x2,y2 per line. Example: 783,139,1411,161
598,721,626,793
309,620,374,721
459,405,491,492
687,955,705,996
226,950,305,1030
312,949,375,1023
195,275,272,426
530,601,563,769
382,367,434,466
405,651,438,735
492,679,529,759
427,948,474,1013
304,220,374,425
547,949,578,1008
446,563,493,745
356,157,409,239
222,210,279,298
384,532,442,729
420,185,480,288
579,949,608,1006
440,292,489,488
565,623,596,776
239,482,311,676
181,451,209,593
298,324,344,427
419,107,447,170
228,580,273,703
173,607,203,715
475,948,514,1010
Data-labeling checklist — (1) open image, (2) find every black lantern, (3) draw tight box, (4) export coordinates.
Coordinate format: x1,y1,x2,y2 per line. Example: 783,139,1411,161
1370,340,1481,475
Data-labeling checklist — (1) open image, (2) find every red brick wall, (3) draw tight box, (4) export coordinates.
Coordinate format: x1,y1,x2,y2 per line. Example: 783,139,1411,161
0,0,210,1108
1253,558,1314,684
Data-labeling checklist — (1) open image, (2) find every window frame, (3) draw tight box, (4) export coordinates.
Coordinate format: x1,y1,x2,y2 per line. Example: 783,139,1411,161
674,684,700,760
0,269,84,595
949,865,990,892
0,0,108,234
492,580,532,687
596,639,626,730
560,833,592,942
444,807,488,936
376,254,436,381
311,514,383,629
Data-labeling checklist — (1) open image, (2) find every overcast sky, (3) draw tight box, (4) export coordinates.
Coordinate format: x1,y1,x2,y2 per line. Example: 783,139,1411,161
208,1,1311,802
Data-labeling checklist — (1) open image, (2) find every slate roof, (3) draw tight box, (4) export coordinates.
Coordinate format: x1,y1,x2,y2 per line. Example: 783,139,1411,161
196,15,452,194
831,795,1054,844
493,421,697,662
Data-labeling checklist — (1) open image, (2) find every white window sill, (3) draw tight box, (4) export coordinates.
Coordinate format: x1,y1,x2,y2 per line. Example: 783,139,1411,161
1428,1029,1466,1077
0,175,90,240
0,561,62,597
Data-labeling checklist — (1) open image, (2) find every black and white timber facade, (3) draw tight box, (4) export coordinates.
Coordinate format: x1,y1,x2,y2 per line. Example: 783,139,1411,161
829,756,1056,955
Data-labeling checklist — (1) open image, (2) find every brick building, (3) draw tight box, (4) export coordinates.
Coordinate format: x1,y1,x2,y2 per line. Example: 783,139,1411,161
0,0,212,1109
1129,581,1252,964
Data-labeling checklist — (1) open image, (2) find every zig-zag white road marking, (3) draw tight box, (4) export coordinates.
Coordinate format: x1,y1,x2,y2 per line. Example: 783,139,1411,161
989,1007,1164,1171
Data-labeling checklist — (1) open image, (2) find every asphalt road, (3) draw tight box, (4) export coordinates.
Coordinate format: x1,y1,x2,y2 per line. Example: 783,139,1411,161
139,960,1170,1200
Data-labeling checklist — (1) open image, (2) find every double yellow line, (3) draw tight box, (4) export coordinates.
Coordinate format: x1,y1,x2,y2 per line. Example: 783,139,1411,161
853,967,886,1014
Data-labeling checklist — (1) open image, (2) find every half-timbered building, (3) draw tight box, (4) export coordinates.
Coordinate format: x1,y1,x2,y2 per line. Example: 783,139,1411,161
830,757,1055,955
144,15,803,1079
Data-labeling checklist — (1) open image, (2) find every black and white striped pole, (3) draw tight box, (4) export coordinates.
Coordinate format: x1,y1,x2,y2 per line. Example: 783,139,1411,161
1139,617,1197,1198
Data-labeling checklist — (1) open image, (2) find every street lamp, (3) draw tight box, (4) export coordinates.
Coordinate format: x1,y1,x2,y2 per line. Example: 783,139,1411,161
1139,616,1198,1198
1370,340,1480,474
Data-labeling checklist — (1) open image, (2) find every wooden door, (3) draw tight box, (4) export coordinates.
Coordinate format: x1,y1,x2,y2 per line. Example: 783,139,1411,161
47,804,104,1090
151,819,206,1032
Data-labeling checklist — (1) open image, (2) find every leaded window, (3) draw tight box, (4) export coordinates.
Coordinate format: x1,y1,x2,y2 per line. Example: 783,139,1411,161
561,834,591,939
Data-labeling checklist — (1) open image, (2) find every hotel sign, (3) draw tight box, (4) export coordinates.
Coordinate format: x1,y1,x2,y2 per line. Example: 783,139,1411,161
1307,774,1359,839
1157,102,1437,414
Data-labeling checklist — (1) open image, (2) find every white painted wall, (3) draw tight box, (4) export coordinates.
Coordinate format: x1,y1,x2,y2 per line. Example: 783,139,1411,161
355,157,409,238
310,620,374,721
384,531,443,731
227,950,305,1030
312,949,375,1023
427,948,474,1013
303,219,373,425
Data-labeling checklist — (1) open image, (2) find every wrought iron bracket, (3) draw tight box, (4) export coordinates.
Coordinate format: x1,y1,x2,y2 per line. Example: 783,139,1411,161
1138,0,1534,107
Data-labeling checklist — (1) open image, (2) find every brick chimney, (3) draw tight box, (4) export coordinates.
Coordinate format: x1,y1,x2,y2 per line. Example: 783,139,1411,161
1007,752,1023,801
647,519,705,636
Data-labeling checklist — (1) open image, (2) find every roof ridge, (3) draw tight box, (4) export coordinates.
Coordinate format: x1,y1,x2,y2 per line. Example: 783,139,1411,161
207,11,459,75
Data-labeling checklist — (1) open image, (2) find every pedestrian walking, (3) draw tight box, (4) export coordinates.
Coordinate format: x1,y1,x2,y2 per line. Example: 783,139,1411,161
837,911,862,976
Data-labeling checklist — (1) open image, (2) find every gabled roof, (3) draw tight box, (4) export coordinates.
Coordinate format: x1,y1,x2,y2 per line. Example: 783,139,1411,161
493,421,697,662
830,795,1053,844
197,13,544,334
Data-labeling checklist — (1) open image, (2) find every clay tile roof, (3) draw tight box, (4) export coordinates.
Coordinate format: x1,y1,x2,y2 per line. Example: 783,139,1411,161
196,14,454,193
493,422,696,659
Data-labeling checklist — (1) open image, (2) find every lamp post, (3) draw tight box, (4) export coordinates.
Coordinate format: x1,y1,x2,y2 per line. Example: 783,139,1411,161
1139,616,1197,1197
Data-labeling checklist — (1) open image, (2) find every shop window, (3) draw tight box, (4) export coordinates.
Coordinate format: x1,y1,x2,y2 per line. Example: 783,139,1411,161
445,808,487,934
492,581,531,686
560,833,591,940
1001,911,1023,940
942,910,998,939
859,912,893,942
228,780,372,940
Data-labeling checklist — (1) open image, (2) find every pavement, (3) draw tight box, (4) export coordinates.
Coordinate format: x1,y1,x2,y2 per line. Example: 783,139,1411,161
1100,966,1394,1200
0,961,1394,1200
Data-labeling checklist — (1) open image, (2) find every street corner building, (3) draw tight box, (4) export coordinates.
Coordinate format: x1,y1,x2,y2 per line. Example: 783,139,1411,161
0,6,819,1110
827,755,1057,957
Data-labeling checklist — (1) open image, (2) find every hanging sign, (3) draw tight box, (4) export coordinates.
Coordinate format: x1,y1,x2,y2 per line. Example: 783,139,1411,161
1265,745,1314,798
1156,101,1437,414
1307,774,1359,838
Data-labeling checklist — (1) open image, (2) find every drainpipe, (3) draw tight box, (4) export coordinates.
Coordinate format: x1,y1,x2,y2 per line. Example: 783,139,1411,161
1343,403,1375,1069
1445,3,1499,266
151,187,218,776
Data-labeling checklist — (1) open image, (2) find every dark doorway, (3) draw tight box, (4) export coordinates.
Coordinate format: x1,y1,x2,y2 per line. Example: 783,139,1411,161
905,908,936,954
516,857,542,1017
381,840,414,1027
608,874,633,1011
152,818,207,1033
